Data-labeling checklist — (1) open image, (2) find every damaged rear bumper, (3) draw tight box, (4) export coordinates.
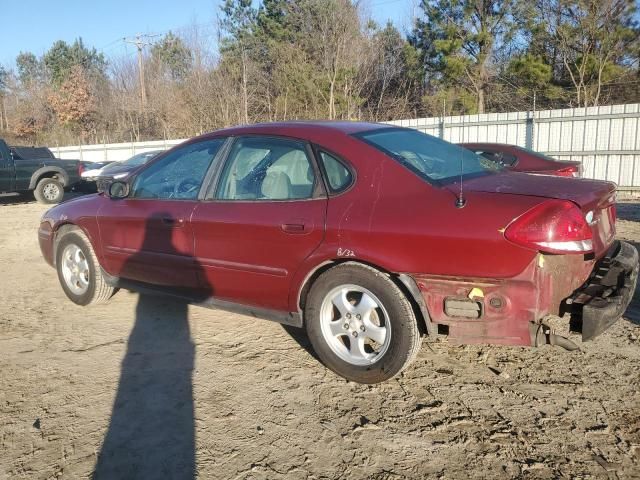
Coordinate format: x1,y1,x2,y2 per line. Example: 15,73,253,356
568,240,639,341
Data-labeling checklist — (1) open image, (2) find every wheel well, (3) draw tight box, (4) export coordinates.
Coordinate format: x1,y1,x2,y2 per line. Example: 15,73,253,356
52,224,80,266
35,171,65,188
297,259,430,337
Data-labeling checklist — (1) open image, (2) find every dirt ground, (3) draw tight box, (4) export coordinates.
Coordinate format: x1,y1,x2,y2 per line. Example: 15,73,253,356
0,194,639,480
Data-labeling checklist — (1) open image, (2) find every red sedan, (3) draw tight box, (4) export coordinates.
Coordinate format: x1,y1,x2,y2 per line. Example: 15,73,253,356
39,122,637,383
460,143,582,177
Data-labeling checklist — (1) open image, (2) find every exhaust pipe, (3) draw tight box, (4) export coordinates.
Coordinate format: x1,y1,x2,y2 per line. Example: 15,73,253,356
531,323,580,351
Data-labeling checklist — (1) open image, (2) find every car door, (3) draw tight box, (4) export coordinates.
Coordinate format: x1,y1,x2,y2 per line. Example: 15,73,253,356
97,138,226,288
0,141,13,192
190,135,328,311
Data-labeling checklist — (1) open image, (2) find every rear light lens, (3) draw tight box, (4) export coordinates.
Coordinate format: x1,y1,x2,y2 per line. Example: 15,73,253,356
504,200,593,254
78,163,85,175
610,204,617,224
555,165,581,177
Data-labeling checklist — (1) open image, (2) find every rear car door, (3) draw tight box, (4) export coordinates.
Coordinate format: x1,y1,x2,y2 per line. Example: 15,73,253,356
191,135,327,311
97,138,226,288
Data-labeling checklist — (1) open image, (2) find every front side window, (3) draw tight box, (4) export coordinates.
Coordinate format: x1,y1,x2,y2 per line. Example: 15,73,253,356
131,139,225,200
356,128,502,183
216,137,316,201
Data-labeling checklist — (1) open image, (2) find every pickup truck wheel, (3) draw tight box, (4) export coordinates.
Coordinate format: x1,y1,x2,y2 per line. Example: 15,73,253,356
56,229,116,306
305,263,421,384
34,178,64,204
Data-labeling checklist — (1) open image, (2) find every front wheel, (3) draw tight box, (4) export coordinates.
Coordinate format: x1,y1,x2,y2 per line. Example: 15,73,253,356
305,263,422,383
34,177,64,204
56,229,117,305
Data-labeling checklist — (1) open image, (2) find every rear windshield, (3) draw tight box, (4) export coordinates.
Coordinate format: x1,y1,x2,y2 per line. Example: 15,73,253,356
356,128,502,183
514,146,559,162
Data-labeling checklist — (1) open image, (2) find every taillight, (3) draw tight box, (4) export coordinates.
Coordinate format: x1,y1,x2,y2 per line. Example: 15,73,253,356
78,163,85,175
555,165,581,177
610,204,617,224
504,200,593,254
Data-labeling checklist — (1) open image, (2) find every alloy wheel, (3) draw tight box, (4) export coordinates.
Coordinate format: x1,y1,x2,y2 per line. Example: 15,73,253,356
319,284,391,366
60,244,90,295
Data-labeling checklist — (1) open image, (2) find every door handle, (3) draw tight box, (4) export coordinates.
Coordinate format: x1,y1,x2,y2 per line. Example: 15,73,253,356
281,223,306,233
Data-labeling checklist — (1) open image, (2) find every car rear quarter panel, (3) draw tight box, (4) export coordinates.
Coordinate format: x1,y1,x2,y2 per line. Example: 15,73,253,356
288,137,549,311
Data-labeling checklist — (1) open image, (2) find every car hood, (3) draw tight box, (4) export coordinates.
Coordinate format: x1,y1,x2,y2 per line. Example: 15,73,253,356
99,165,135,177
444,172,616,210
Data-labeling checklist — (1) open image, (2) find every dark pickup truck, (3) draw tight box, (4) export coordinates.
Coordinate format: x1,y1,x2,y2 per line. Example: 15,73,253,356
0,139,81,203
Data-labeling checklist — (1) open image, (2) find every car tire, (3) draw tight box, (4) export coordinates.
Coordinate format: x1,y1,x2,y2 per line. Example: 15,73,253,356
34,177,64,204
56,228,117,306
305,262,421,384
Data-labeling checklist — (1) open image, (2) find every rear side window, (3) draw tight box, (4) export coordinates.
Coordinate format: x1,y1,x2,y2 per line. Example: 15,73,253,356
216,137,316,201
318,151,353,193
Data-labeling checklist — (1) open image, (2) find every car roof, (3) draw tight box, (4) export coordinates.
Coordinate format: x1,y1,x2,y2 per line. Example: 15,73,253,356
199,121,393,140
459,142,519,149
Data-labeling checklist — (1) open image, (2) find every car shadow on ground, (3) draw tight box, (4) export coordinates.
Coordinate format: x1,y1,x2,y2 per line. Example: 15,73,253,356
93,213,210,480
281,324,320,361
0,193,35,205
616,202,640,326
622,239,640,327
616,202,640,222
0,191,87,206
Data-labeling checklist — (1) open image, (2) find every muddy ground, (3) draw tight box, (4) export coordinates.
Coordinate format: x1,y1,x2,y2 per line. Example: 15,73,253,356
0,194,639,479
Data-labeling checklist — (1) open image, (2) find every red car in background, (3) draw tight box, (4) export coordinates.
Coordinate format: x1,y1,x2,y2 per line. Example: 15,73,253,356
39,122,637,383
460,143,582,177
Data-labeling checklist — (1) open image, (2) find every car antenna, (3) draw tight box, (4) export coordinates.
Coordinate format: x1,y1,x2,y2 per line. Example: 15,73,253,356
455,115,466,208
455,152,466,208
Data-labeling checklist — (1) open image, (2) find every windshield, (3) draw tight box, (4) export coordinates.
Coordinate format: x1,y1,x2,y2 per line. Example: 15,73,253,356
101,151,161,173
356,128,502,183
123,151,162,167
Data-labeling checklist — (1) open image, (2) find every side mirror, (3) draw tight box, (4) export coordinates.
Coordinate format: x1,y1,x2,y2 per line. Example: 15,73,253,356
108,181,130,199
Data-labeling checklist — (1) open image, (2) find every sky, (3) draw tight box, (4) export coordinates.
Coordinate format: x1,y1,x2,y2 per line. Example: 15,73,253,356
0,0,419,67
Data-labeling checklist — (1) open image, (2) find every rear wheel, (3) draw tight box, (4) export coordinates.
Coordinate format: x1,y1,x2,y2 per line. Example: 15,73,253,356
305,263,421,383
56,229,116,305
34,177,64,204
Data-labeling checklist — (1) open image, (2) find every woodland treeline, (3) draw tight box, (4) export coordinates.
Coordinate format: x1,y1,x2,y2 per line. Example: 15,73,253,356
0,0,638,146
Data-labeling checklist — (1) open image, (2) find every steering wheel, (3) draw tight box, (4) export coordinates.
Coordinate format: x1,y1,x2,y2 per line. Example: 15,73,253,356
173,177,200,197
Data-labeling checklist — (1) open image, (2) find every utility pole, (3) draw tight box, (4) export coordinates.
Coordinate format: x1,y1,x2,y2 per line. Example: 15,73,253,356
123,33,160,112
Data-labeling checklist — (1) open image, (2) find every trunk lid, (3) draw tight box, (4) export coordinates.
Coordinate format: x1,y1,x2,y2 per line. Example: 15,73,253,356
446,172,617,257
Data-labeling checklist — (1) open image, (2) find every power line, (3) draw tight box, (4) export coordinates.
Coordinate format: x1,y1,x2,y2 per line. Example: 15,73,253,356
123,33,161,111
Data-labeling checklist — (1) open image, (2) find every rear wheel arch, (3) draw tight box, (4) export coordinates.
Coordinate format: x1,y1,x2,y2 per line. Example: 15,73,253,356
30,167,69,189
297,259,431,337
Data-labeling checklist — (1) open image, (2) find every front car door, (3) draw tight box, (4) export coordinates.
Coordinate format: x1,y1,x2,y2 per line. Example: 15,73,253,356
97,138,226,288
191,135,327,312
0,141,13,192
